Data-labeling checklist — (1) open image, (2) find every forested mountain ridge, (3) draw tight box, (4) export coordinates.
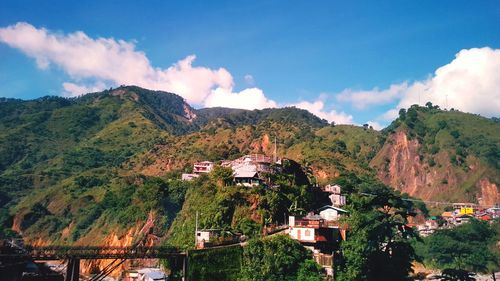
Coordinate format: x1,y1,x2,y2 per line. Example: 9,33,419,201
0,86,498,250
371,104,499,205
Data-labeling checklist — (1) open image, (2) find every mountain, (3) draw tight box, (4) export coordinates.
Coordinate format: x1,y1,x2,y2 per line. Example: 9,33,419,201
371,104,499,206
0,86,498,250
0,86,197,244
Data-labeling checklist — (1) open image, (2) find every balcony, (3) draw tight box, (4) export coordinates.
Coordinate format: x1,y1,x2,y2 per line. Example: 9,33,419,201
294,219,341,229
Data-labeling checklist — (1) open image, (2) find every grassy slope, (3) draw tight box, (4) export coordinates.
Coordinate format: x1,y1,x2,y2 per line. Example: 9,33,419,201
135,122,382,184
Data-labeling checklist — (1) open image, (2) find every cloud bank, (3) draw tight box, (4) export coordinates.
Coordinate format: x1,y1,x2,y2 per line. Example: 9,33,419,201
290,100,354,125
336,47,500,121
0,22,270,108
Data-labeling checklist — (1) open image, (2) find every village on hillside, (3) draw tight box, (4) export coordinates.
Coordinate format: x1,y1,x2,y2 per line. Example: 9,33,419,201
179,154,349,277
177,153,500,279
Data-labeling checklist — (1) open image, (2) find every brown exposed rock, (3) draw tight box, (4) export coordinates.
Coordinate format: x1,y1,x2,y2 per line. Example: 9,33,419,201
111,89,139,101
250,134,271,154
478,178,499,206
79,212,158,276
12,214,22,234
371,130,496,203
183,103,197,122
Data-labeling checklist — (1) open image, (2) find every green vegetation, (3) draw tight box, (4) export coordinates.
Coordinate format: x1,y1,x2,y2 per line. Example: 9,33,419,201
334,173,419,281
375,103,499,203
168,236,322,281
0,86,193,243
386,104,499,170
0,87,498,280
167,161,329,249
239,235,322,281
188,245,243,281
415,219,500,277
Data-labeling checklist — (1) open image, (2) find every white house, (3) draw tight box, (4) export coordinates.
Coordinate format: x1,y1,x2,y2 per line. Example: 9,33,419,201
289,227,316,242
318,205,348,221
193,161,214,173
329,194,346,207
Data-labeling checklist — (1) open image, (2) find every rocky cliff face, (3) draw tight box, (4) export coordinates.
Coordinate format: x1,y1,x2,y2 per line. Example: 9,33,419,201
371,130,498,204
79,212,159,276
478,178,500,207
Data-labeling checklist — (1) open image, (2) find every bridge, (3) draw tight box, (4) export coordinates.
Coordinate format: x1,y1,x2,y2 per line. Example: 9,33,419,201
0,244,187,281
0,245,185,260
0,213,189,280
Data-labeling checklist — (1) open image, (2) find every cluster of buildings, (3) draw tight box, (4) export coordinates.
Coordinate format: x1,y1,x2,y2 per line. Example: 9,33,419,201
181,154,278,186
416,203,500,236
287,184,348,277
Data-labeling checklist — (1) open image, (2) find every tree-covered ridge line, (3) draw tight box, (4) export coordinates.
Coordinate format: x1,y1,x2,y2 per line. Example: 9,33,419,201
386,103,499,170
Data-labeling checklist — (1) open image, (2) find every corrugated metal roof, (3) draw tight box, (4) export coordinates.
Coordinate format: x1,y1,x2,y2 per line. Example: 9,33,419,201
317,205,348,213
234,170,258,178
137,268,165,280
232,162,259,178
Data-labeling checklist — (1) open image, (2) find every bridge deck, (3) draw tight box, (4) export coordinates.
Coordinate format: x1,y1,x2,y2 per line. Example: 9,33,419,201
0,246,185,261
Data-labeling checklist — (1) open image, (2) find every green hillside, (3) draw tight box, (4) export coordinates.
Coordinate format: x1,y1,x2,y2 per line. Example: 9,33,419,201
372,103,499,204
0,86,366,244
0,87,194,241
0,87,498,247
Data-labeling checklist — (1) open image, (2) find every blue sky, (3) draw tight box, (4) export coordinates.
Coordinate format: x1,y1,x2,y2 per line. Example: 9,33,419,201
1,1,499,128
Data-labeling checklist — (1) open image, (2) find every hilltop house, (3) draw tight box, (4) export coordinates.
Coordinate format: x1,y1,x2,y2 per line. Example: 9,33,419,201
181,161,215,181
182,154,278,184
193,161,214,173
323,184,346,207
223,154,276,186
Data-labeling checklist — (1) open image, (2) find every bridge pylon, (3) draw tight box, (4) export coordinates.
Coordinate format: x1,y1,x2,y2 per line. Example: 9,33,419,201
65,258,80,281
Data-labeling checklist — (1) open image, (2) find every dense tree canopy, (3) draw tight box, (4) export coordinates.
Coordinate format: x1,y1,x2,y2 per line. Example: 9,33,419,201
239,235,322,281
415,219,500,277
335,173,419,281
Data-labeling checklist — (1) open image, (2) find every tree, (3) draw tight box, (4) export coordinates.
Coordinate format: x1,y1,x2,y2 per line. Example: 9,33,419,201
239,235,321,281
416,219,499,277
336,174,418,281
210,165,234,186
297,260,323,281
398,108,407,121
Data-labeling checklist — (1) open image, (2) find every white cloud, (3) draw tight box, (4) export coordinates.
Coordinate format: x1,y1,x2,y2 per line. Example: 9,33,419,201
394,47,500,118
204,87,277,110
290,100,354,125
336,83,409,110
62,81,108,97
0,22,233,105
366,121,383,130
335,47,500,120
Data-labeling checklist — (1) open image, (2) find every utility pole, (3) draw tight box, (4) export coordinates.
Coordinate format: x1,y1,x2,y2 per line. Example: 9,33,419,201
195,211,198,246
273,135,277,163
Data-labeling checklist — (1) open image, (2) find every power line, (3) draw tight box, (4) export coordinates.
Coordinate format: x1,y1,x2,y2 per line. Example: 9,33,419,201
359,192,497,209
